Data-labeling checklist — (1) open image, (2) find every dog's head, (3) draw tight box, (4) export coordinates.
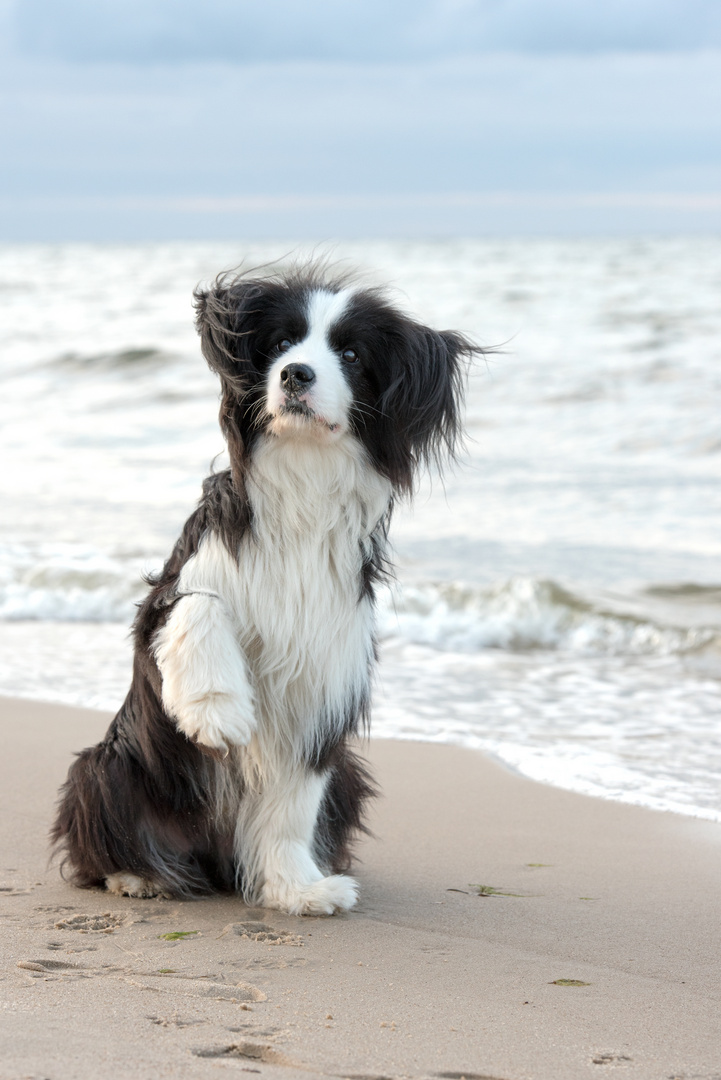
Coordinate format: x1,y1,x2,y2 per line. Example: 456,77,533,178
194,264,478,494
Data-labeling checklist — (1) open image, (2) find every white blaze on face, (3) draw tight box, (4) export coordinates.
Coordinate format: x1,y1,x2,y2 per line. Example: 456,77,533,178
266,289,354,437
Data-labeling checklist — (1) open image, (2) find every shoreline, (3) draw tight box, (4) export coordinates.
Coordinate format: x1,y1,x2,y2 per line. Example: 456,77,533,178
2,695,721,1079
3,686,720,827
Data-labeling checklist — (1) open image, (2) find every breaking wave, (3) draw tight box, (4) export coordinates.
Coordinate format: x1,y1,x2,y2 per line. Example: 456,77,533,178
377,576,721,659
1,543,718,662
0,544,153,622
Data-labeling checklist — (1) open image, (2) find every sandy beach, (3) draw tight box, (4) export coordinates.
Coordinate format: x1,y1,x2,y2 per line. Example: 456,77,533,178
1,694,720,1080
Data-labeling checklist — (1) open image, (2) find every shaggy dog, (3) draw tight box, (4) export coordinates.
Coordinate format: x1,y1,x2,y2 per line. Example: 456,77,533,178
52,264,476,915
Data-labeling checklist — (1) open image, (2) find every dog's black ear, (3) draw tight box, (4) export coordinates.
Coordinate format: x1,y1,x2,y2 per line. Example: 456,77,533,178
193,274,268,484
193,275,261,380
376,324,475,493
395,326,468,458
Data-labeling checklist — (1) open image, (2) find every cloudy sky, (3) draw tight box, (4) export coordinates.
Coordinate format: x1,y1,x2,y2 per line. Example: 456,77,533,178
1,0,720,238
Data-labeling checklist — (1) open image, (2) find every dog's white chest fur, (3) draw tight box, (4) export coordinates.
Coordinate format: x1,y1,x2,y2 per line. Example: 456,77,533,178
172,433,390,760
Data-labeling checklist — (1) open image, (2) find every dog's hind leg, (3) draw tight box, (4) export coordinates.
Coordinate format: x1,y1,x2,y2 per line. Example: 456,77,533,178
52,715,223,899
236,763,358,916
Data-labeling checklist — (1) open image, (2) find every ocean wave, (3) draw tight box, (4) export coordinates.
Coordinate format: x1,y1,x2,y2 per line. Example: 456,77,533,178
0,544,151,622
377,576,721,658
51,346,175,371
1,544,718,662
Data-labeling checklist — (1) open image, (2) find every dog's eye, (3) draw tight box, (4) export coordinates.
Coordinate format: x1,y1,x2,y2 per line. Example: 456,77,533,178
276,339,293,354
341,348,359,364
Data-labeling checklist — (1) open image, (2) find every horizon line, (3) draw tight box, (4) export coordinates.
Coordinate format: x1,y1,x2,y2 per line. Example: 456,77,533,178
2,192,721,213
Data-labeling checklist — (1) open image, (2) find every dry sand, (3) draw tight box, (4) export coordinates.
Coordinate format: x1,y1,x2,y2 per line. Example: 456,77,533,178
1,695,720,1080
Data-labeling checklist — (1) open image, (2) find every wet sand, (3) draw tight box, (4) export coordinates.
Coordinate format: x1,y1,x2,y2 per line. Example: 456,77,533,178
1,695,720,1080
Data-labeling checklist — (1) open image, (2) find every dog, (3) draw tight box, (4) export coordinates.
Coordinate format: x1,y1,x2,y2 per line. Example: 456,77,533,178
51,263,476,915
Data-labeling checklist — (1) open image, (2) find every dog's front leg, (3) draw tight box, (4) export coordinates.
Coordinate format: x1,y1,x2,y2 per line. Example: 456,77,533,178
154,593,255,753
237,764,358,916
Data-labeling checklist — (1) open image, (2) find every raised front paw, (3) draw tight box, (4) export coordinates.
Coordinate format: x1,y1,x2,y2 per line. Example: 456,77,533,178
174,692,255,755
261,874,359,916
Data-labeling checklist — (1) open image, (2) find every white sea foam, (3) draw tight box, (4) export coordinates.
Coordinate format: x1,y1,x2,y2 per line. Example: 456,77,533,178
0,543,155,622
378,577,720,657
3,543,718,669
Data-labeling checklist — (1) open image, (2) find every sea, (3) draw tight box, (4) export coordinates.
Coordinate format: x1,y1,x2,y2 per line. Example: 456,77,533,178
1,238,720,821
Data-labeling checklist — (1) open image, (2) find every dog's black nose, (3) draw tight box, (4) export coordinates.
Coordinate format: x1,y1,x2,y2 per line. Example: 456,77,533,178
280,363,315,392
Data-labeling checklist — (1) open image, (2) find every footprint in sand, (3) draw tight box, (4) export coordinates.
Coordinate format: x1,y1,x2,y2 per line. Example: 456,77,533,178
52,912,129,933
18,958,84,972
47,942,98,953
222,921,304,946
192,1040,294,1066
226,1024,281,1038
124,974,267,1003
436,1073,509,1080
343,1075,397,1080
16,958,96,982
147,1014,206,1028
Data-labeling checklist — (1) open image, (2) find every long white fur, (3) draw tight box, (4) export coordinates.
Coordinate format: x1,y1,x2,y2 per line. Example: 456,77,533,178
236,763,359,915
154,590,256,754
152,289,391,915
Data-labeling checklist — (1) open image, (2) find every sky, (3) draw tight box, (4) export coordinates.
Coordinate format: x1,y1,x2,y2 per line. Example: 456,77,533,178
1,0,720,239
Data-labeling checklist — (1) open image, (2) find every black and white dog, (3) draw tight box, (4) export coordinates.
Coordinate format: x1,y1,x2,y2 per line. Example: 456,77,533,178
52,264,475,915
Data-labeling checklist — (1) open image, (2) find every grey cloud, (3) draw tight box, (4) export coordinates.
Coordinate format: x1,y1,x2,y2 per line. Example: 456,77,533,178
3,5,721,239
2,51,720,200
9,0,721,64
